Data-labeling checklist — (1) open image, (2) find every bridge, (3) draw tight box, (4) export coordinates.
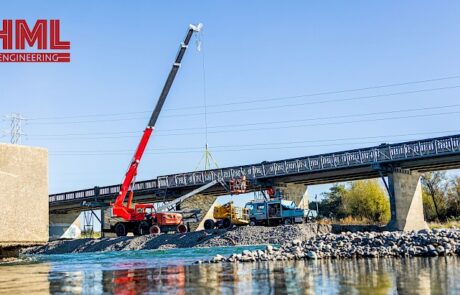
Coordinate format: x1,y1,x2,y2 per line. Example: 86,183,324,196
49,133,460,238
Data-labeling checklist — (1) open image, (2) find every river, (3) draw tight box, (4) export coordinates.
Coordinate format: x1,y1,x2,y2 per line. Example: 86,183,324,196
0,246,459,294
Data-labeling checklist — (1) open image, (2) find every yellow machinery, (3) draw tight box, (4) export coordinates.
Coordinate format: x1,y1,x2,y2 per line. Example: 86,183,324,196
203,201,249,229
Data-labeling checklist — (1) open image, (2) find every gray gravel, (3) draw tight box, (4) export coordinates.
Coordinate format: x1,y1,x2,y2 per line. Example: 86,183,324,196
22,223,329,255
202,228,460,264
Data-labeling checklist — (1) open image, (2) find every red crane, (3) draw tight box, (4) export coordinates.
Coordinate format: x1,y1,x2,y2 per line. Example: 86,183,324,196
111,23,203,237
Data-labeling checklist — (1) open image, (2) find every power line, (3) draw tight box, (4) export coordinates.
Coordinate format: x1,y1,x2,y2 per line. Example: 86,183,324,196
27,75,460,122
25,83,460,127
27,108,460,140
169,74,460,110
170,85,460,118
30,84,460,123
47,130,460,155
165,102,460,132
200,110,460,136
47,133,458,156
28,102,460,136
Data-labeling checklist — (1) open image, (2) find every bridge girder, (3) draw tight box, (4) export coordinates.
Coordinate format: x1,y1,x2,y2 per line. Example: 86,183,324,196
49,134,460,214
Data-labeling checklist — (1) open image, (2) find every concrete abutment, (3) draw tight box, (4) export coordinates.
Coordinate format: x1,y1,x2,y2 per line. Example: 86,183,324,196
0,144,49,250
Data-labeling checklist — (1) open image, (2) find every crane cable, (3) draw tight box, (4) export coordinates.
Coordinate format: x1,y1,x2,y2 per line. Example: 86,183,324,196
195,27,219,171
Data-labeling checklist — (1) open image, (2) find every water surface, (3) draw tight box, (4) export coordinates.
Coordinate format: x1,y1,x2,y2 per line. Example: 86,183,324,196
0,246,459,294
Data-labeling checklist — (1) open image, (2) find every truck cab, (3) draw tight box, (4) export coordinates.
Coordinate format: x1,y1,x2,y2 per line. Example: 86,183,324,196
245,198,307,226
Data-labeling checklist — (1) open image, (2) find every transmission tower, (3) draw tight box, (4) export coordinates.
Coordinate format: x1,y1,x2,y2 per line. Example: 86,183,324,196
4,113,26,144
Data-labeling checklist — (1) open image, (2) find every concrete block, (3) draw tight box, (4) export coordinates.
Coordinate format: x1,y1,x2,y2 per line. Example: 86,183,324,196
387,170,428,231
277,183,309,209
49,212,81,240
180,194,218,231
0,144,48,246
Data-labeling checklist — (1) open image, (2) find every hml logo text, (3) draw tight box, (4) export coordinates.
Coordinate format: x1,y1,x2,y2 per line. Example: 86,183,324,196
0,19,71,63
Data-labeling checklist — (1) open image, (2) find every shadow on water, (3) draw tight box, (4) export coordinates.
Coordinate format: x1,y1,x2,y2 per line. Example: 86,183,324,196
1,251,459,294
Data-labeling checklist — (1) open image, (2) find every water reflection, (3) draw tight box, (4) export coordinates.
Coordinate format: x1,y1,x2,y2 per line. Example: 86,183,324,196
1,257,460,294
54,257,460,294
0,262,51,294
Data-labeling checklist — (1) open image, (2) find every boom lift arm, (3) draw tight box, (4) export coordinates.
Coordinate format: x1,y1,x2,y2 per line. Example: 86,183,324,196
112,23,203,221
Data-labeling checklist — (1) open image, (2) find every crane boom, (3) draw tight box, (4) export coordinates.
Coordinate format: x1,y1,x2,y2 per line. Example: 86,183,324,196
113,23,203,220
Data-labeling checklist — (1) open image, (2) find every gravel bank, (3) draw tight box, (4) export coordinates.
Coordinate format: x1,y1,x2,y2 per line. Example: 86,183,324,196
22,223,330,255
202,228,460,264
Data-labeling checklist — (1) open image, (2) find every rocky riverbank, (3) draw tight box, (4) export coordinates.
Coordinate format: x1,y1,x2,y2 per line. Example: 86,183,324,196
202,228,460,264
22,223,330,255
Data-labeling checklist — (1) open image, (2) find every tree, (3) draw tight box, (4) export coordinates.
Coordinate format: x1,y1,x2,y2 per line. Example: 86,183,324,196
421,172,448,221
342,180,391,223
317,183,347,219
422,189,438,222
445,176,460,218
318,180,390,223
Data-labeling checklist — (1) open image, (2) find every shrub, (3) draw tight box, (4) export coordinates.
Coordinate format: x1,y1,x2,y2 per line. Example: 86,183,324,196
342,180,391,224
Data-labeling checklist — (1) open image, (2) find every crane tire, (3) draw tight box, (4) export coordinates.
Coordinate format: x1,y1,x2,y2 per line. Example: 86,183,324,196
115,223,127,237
150,225,161,235
222,218,232,229
177,224,188,234
204,219,215,230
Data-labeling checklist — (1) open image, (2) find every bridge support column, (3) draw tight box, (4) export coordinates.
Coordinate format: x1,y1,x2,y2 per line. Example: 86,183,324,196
49,212,81,240
101,207,112,234
180,194,218,232
387,169,428,231
276,183,309,209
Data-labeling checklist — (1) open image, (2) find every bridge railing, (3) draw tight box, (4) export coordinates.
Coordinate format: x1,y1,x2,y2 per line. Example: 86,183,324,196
49,179,158,204
159,135,460,188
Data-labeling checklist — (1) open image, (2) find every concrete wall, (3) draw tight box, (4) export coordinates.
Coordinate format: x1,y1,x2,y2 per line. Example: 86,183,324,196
0,144,48,246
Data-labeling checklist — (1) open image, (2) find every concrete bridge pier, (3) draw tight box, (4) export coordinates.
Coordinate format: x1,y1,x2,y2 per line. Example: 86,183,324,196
276,183,309,209
386,169,428,231
180,194,218,231
49,212,81,240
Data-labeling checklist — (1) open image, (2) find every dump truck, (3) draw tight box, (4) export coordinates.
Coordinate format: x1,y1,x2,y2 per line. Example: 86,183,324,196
244,197,308,226
203,201,250,229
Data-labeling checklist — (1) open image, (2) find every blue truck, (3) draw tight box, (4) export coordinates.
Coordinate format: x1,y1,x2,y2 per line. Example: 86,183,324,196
244,197,308,226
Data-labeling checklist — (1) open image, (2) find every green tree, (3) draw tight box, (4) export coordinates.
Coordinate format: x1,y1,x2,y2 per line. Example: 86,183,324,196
318,183,347,219
342,180,391,223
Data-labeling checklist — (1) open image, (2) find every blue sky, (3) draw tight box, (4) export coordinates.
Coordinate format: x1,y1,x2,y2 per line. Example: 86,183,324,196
1,1,460,206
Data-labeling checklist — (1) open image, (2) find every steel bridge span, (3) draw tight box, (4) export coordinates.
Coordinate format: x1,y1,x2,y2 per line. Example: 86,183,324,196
49,133,460,214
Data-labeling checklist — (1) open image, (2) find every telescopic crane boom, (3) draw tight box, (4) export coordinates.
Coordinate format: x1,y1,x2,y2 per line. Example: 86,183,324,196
112,23,203,222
